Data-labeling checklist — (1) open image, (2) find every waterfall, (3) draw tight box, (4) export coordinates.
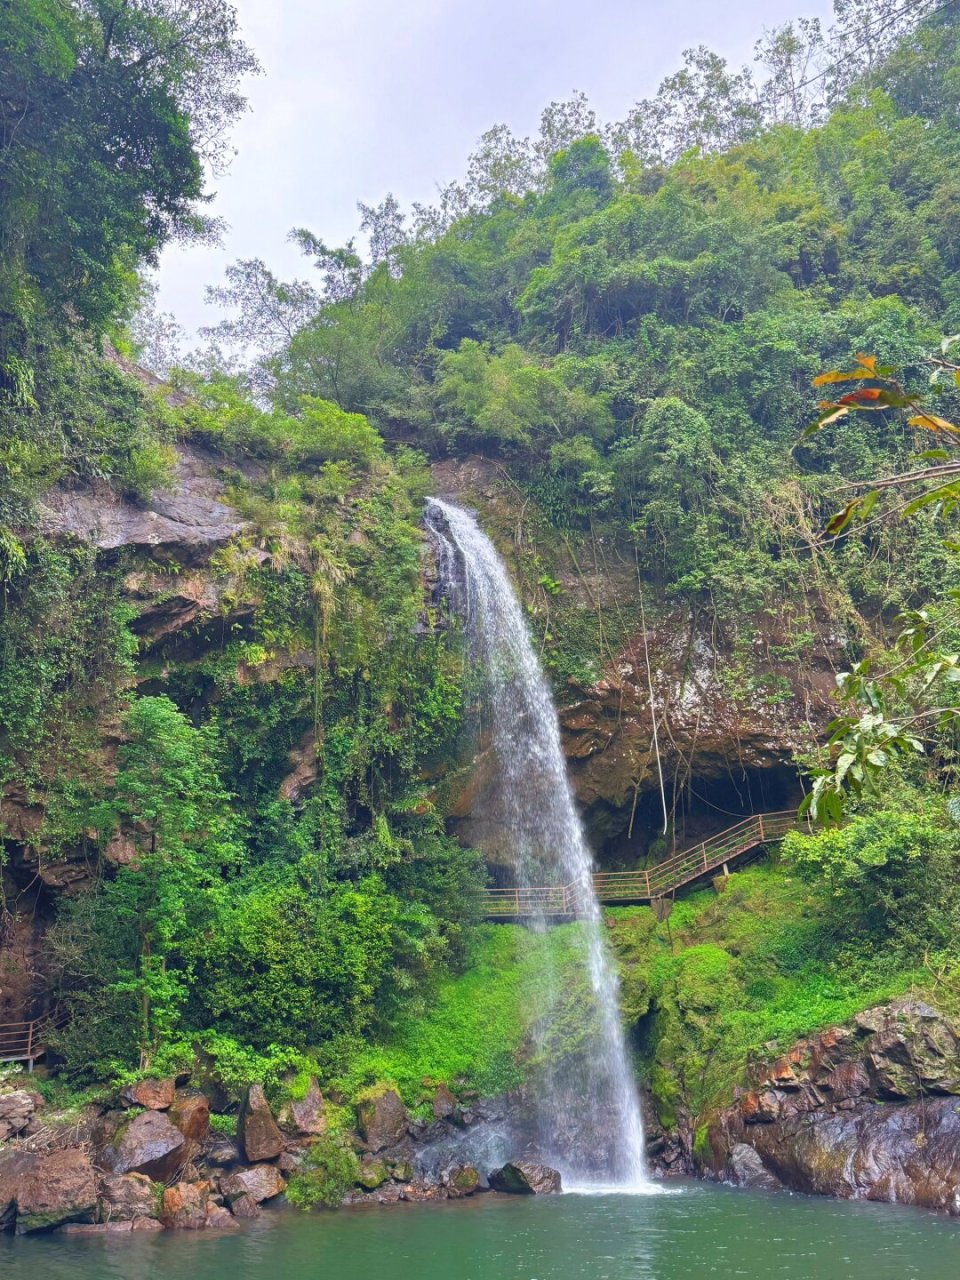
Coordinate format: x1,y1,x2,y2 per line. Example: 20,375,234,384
425,497,648,1192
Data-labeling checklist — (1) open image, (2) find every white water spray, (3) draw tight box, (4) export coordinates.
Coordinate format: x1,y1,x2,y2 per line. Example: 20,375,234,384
426,498,649,1192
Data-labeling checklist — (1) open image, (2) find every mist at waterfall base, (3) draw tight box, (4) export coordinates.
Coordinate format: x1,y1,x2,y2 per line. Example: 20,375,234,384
425,498,649,1193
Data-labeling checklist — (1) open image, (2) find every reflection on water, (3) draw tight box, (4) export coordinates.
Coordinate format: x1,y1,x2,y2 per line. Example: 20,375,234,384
2,1182,959,1280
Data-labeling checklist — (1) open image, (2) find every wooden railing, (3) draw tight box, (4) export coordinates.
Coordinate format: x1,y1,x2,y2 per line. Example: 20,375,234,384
483,809,801,920
0,1015,61,1071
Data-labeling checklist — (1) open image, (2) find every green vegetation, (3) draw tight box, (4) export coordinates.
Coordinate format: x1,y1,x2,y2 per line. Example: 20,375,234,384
1,0,960,1146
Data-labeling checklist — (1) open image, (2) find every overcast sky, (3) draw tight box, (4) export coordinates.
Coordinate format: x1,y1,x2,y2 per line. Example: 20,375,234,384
156,0,836,337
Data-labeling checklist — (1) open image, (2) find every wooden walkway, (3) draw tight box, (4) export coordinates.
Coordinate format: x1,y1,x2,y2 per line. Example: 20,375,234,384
483,810,800,920
0,1014,62,1072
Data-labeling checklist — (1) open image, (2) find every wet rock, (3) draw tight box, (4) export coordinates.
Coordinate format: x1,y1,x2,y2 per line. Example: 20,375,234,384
205,1137,243,1168
741,1089,781,1124
388,1158,415,1183
399,1180,447,1202
169,1091,210,1151
373,1183,403,1204
277,1077,327,1136
278,1149,307,1173
120,1079,175,1111
357,1157,388,1190
100,1110,187,1183
445,1164,480,1197
0,1152,38,1230
160,1181,211,1230
0,1091,36,1142
59,1221,135,1235
432,1085,459,1120
229,1193,261,1219
238,1084,284,1162
221,1164,286,1204
728,1144,782,1192
98,1173,158,1223
15,1149,98,1234
206,1203,240,1230
489,1162,562,1195
357,1090,408,1152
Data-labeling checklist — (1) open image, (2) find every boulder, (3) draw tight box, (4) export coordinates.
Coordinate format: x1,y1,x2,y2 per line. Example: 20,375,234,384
238,1084,284,1162
445,1164,480,1197
228,1193,261,1219
0,1091,36,1142
221,1164,286,1205
277,1077,327,1136
205,1137,243,1168
120,1079,175,1111
728,1144,782,1192
98,1173,158,1224
356,1157,388,1190
169,1091,210,1150
432,1085,459,1120
357,1090,408,1152
160,1181,211,1230
489,1162,562,1195
0,1152,38,1231
15,1149,98,1234
100,1110,187,1183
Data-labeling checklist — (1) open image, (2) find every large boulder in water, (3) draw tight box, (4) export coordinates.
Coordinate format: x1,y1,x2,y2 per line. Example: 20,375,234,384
15,1149,98,1233
489,1162,562,1195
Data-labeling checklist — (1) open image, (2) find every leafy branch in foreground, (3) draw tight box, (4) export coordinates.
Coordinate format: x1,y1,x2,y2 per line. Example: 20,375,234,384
801,347,960,821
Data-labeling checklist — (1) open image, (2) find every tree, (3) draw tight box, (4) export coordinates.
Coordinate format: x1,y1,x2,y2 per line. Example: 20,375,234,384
89,696,243,1068
0,0,258,329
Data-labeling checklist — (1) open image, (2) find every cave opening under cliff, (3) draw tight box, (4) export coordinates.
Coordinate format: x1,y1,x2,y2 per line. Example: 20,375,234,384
593,763,805,871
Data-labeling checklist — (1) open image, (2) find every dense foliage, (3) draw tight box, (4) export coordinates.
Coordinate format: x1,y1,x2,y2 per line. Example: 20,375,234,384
2,0,960,1123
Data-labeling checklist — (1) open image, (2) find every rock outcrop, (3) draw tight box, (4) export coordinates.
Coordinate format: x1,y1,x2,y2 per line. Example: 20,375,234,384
697,1000,960,1214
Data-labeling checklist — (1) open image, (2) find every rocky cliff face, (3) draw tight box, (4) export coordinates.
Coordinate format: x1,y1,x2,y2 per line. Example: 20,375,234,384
430,456,837,858
688,1000,960,1215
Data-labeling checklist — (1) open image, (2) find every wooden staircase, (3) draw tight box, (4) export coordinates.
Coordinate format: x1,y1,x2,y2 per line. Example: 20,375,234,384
482,809,800,920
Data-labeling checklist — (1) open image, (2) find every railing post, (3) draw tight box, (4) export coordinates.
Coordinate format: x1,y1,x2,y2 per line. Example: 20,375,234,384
26,1020,34,1073
702,842,708,871
515,887,521,917
759,814,765,842
645,869,651,899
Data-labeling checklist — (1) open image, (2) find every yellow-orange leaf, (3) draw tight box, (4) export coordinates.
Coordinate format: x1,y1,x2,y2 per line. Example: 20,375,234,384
907,413,960,436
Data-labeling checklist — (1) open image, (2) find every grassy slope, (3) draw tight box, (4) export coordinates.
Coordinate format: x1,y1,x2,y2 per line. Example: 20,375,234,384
336,856,930,1127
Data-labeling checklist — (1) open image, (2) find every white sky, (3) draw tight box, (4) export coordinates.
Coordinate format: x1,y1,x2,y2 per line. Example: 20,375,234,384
156,0,836,336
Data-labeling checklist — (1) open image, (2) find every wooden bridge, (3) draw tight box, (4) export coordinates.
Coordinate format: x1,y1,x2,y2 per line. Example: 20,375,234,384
0,1014,62,1072
482,809,800,920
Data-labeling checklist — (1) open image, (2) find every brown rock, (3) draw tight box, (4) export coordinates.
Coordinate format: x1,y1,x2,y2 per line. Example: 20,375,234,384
357,1090,408,1152
100,1110,187,1182
169,1091,210,1149
16,1149,98,1234
120,1079,175,1111
160,1181,210,1230
0,1152,38,1231
277,1077,327,1136
489,1162,562,1195
238,1085,284,1162
228,1193,261,1219
98,1173,158,1223
741,1089,781,1124
432,1085,458,1120
0,1090,36,1142
205,1203,239,1230
221,1164,286,1204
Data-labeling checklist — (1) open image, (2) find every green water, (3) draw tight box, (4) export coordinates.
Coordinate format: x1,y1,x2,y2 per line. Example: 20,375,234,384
1,1184,958,1279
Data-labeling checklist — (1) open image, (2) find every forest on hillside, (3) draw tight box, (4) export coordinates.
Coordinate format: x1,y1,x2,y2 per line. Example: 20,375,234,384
1,0,960,1157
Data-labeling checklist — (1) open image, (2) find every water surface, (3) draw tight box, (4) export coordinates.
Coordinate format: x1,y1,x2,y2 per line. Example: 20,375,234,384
2,1183,958,1280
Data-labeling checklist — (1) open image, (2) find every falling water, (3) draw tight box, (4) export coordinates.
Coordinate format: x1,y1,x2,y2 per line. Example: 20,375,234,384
425,497,648,1192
